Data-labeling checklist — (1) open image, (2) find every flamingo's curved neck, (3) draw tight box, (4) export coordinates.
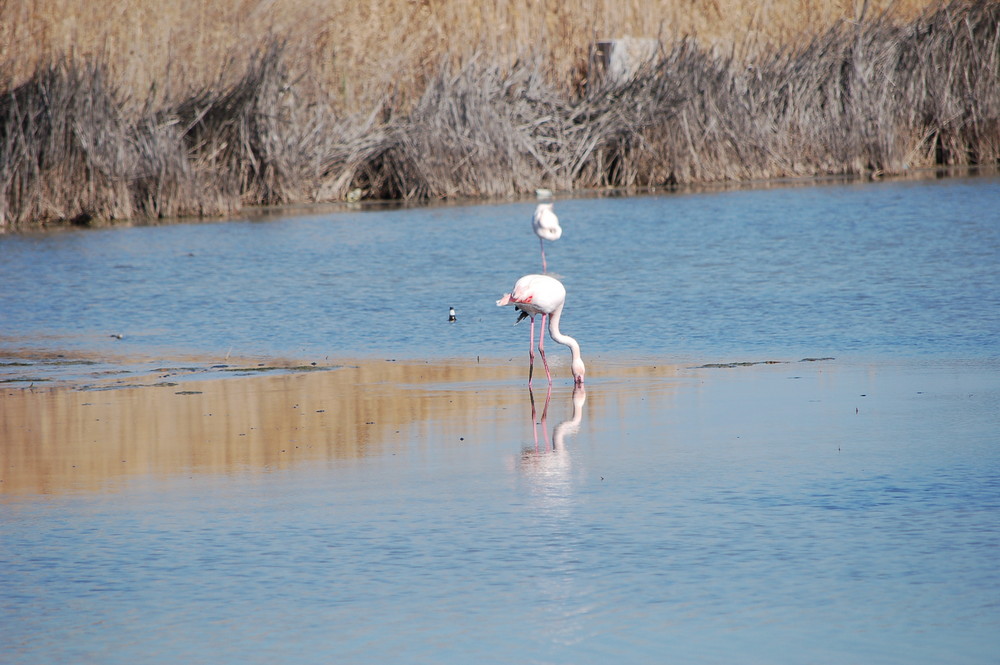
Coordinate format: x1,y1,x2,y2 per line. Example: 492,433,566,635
547,304,585,383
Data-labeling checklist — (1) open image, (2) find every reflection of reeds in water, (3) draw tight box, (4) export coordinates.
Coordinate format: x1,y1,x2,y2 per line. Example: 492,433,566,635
0,360,526,494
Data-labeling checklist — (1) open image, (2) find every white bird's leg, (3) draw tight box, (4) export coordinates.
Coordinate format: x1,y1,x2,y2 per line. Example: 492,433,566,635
538,313,552,383
540,238,547,273
527,314,536,387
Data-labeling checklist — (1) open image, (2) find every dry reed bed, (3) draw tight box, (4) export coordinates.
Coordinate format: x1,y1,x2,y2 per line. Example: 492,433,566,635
1,0,997,229
2,0,930,111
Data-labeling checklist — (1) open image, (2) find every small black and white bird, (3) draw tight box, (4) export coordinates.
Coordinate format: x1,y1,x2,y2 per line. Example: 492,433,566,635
448,306,457,322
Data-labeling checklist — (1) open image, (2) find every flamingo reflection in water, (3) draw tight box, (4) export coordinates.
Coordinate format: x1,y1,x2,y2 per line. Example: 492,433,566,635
523,383,587,462
516,385,586,512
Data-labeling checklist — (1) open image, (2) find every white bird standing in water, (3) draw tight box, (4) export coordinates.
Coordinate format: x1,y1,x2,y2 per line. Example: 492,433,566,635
497,274,585,386
532,203,562,273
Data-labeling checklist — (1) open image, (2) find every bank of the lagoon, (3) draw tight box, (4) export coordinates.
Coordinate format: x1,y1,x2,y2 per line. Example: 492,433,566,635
3,2,997,229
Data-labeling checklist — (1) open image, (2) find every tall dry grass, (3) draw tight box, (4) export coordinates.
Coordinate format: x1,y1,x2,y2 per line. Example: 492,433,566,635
1,0,996,229
2,0,931,110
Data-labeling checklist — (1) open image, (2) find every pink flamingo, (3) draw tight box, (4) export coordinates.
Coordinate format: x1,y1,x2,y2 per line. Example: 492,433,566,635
532,203,562,273
497,274,585,386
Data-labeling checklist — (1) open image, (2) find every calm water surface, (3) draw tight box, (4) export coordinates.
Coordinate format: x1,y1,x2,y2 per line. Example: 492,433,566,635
1,176,999,664
2,360,998,664
1,175,998,361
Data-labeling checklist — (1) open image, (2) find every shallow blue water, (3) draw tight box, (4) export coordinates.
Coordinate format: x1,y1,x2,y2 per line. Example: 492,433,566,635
2,176,999,664
2,360,998,664
1,175,998,361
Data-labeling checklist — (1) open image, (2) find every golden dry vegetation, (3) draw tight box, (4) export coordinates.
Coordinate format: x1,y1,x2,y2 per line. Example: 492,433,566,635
1,0,996,229
2,0,933,109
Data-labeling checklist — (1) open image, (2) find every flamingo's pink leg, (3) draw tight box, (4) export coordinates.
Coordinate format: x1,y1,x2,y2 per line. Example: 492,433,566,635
538,313,552,383
540,238,547,273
